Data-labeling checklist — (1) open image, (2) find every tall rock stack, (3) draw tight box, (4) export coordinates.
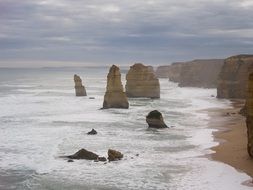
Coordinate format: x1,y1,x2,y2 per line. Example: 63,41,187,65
217,55,253,99
74,74,87,96
125,63,160,98
246,73,253,158
103,65,129,109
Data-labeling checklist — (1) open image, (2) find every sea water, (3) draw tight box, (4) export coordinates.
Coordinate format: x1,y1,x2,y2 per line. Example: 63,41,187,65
0,67,251,190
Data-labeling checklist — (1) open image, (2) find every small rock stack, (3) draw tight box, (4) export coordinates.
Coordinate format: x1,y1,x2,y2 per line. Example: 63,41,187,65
74,74,87,96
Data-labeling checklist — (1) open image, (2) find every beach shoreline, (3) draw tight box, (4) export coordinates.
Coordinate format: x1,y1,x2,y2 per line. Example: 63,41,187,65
208,100,253,179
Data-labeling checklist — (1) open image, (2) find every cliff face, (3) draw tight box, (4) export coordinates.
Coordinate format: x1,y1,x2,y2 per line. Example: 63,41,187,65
246,73,253,157
103,65,129,109
156,59,224,88
74,74,87,96
126,63,160,98
217,55,253,99
156,65,171,78
156,63,182,82
178,59,224,88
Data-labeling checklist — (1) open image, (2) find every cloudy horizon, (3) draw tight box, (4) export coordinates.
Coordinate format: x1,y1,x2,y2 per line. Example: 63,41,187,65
0,0,253,67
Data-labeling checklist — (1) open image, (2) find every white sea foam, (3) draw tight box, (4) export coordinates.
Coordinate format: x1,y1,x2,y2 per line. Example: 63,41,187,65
0,69,251,190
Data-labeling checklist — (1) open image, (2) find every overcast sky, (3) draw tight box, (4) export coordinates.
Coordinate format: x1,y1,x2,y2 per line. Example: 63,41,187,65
0,0,253,67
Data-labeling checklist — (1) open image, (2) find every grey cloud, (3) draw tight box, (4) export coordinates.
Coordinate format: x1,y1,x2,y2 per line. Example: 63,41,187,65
0,0,253,66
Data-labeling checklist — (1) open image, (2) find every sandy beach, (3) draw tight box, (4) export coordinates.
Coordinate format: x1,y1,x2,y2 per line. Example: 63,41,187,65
209,100,253,178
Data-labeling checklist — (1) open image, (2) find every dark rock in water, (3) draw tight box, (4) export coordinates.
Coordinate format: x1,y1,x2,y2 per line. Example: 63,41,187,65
68,159,74,162
67,149,98,160
211,95,215,97
87,129,97,135
135,154,139,157
108,149,123,161
98,157,107,162
146,110,168,128
89,97,95,99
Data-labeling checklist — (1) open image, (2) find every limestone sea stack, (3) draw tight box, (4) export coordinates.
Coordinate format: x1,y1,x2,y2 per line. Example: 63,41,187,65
103,65,129,109
74,74,87,96
217,55,253,99
126,63,160,98
246,73,253,158
146,110,168,128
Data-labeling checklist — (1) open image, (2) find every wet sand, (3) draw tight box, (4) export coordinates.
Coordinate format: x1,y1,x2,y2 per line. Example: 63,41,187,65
209,100,253,178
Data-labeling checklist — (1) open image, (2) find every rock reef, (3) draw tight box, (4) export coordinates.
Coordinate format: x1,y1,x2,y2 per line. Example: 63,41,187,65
67,149,98,160
74,74,87,96
126,63,160,98
217,55,253,99
146,110,168,128
156,59,224,88
246,73,253,158
108,149,123,161
103,65,129,109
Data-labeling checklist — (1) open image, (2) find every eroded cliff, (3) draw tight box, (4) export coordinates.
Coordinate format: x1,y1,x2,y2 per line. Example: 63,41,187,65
217,55,253,99
156,59,224,88
246,73,253,158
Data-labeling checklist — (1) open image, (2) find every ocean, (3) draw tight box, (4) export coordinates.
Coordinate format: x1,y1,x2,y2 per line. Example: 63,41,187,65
0,67,251,190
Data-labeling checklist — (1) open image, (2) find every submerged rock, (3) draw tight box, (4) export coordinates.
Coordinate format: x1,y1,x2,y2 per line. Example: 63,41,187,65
103,65,129,109
67,149,98,160
87,129,97,135
74,74,87,96
125,63,160,98
246,73,253,158
108,149,123,161
146,110,168,128
98,157,107,162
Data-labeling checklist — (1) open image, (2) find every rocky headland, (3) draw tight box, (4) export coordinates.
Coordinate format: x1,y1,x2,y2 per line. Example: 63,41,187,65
156,59,224,88
246,73,253,158
103,65,129,109
74,74,87,96
126,63,160,98
217,55,253,99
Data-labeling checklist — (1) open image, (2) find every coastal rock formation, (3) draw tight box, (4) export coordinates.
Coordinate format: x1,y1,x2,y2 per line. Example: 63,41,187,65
74,74,87,96
103,65,129,109
67,149,98,160
156,63,182,82
156,59,224,88
217,55,253,99
146,110,168,128
246,73,253,158
87,129,97,135
178,59,224,88
126,63,160,98
108,149,123,161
